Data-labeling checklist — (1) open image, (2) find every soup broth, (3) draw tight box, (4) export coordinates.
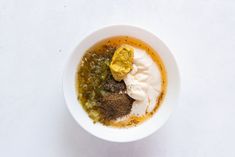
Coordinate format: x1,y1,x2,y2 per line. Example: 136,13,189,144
76,36,167,127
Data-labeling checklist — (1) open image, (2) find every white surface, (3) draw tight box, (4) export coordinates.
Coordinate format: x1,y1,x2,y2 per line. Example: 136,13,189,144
63,25,180,142
0,0,235,156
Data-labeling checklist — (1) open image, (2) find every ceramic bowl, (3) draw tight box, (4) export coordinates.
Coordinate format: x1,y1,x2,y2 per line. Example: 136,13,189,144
63,25,180,142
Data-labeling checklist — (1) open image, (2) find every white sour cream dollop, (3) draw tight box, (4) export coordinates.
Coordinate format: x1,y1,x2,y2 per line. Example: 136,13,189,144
123,48,162,116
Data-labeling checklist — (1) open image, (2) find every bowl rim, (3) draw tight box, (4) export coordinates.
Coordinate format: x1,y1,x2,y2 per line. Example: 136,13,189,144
63,24,181,142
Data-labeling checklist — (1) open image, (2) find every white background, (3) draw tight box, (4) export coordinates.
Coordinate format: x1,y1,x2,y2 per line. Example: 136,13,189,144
0,0,235,156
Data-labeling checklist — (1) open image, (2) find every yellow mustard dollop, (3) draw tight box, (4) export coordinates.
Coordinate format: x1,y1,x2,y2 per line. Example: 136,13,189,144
110,45,134,81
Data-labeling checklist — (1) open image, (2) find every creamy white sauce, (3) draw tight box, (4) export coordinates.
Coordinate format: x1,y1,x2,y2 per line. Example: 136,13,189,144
124,47,162,116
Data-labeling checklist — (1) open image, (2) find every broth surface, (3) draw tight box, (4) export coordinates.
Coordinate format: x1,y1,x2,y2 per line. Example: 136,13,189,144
76,36,167,127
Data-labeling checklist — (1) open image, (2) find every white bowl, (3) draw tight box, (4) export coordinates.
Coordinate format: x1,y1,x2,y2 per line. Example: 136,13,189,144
63,25,180,142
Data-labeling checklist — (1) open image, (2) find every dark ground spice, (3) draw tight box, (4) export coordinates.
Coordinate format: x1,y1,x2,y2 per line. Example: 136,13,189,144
98,93,134,120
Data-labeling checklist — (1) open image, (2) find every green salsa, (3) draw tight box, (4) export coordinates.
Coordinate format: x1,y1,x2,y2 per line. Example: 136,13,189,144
77,44,134,125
